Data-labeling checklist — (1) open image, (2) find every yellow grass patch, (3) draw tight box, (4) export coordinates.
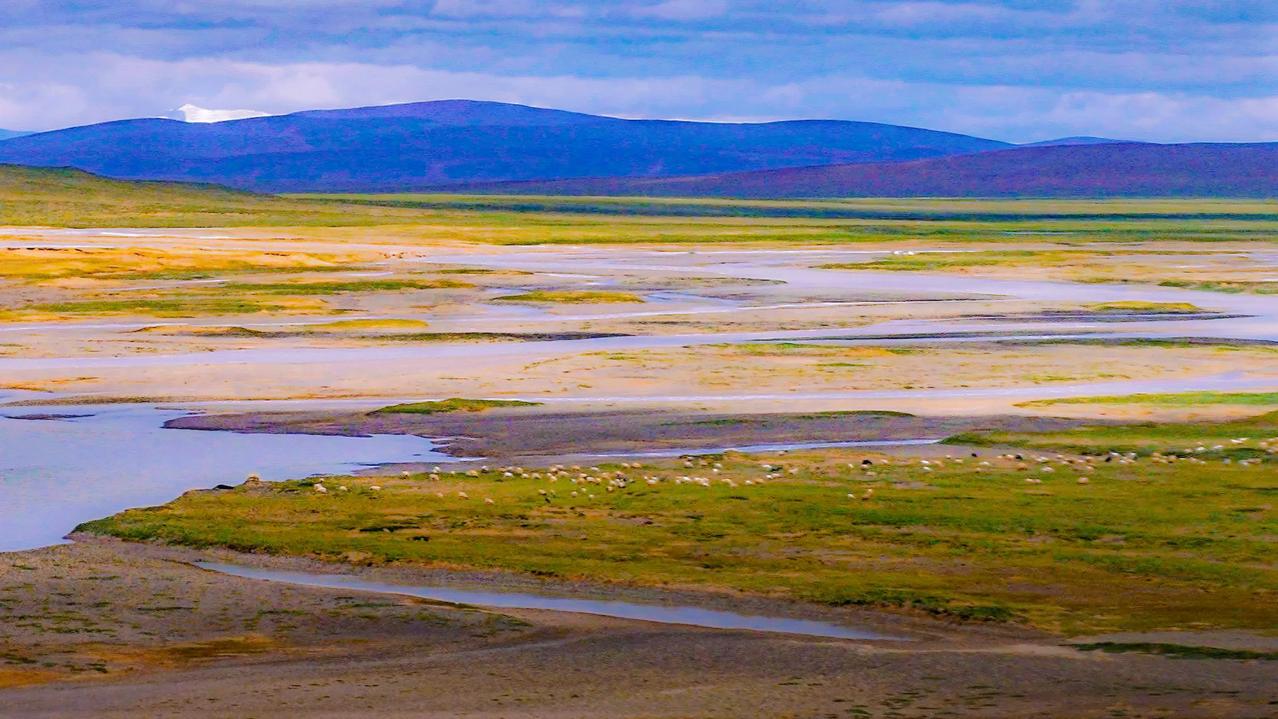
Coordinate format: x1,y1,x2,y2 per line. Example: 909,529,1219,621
79,635,280,669
0,668,65,689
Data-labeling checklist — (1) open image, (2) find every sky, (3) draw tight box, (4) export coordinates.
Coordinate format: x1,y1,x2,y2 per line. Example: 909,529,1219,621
0,1,1275,142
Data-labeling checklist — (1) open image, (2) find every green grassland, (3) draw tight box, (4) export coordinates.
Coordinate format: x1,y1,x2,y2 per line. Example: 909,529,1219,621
83,414,1277,636
4,167,1278,247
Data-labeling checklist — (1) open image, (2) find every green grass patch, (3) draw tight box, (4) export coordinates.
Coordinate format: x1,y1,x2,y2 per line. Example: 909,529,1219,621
1085,301,1204,314
1072,642,1278,660
1024,392,1278,408
1159,280,1278,295
493,290,644,304
821,250,1114,273
372,398,542,415
5,297,322,319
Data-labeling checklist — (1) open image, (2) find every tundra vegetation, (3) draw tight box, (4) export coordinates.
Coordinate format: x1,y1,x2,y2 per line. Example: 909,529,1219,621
84,410,1278,636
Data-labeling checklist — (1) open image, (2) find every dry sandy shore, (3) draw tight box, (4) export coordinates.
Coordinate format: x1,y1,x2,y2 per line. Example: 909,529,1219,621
2,538,1276,718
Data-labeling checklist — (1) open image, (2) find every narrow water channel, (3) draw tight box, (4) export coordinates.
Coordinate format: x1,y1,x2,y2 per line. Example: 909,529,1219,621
197,561,906,641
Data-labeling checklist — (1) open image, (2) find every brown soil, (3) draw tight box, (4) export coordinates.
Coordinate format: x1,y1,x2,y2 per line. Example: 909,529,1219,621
2,539,1274,718
164,407,1092,461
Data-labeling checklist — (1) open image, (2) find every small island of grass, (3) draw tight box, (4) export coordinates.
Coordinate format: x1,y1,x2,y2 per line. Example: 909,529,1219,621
493,290,645,304
1085,301,1204,314
372,398,542,415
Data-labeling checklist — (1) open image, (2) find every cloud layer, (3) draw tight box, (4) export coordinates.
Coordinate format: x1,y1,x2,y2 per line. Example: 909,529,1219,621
0,1,1274,142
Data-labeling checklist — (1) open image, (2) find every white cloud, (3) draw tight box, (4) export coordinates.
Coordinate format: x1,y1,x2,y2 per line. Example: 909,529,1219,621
632,0,729,20
170,103,271,122
0,51,1275,143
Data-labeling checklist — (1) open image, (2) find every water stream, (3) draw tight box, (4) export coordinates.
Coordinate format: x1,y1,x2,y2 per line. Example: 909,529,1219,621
196,561,903,641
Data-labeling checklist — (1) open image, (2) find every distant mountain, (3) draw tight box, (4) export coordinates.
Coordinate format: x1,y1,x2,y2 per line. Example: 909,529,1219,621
0,100,1011,192
0,129,31,141
1022,136,1128,147
463,143,1278,198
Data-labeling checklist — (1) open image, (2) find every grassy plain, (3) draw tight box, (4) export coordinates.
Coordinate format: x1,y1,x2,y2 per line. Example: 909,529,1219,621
6,167,1278,246
84,413,1278,636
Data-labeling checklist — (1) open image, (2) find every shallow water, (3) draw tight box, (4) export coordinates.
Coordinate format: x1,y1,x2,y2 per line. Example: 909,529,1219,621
0,404,447,552
196,561,903,641
4,244,1276,553
581,438,942,458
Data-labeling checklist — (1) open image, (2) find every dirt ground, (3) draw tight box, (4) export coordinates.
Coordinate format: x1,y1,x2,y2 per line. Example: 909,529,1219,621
165,406,1091,462
3,538,1275,719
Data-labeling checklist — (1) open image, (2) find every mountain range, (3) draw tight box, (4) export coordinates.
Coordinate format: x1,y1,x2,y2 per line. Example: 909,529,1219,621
0,129,30,141
0,100,1273,197
466,143,1278,198
0,100,1009,193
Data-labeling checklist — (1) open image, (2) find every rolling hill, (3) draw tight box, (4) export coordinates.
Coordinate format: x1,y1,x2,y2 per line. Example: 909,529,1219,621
0,129,30,141
0,164,447,227
0,100,1010,193
462,143,1278,198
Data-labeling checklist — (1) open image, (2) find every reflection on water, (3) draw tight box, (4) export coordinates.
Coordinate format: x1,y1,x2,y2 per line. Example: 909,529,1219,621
0,405,446,552
197,561,904,641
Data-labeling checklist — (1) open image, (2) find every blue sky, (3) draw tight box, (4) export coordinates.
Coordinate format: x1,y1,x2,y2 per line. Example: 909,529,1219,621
0,1,1275,141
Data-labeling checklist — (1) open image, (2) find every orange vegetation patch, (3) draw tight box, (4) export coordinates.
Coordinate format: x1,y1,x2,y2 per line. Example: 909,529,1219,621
0,668,65,689
79,635,281,670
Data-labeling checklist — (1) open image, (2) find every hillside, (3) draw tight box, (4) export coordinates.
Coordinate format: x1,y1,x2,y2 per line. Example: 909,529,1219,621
0,100,1010,193
461,143,1278,198
0,165,448,227
0,129,30,141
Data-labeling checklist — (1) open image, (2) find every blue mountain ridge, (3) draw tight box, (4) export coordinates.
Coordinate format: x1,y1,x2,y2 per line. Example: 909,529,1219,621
0,99,1011,193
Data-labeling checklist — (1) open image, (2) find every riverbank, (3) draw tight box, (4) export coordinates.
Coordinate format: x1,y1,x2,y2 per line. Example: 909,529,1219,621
3,537,1276,718
80,426,1278,636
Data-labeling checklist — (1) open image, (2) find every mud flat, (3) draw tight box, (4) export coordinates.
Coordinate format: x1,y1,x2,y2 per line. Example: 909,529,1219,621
4,216,1278,716
164,406,1092,462
3,539,1276,718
